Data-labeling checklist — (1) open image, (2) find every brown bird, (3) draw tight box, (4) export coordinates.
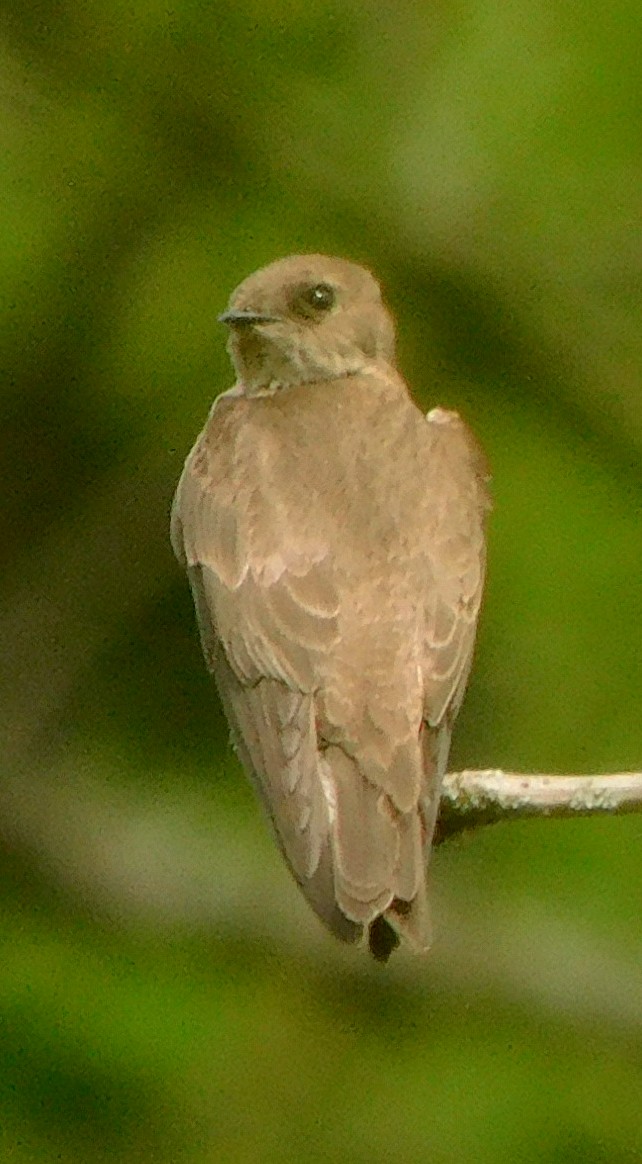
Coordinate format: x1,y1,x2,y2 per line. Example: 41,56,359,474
171,254,490,961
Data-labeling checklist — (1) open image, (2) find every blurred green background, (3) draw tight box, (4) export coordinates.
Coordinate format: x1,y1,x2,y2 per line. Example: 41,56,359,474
2,2,641,1161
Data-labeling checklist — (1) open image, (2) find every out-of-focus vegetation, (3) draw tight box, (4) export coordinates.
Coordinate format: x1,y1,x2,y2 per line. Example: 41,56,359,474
1,3,641,1161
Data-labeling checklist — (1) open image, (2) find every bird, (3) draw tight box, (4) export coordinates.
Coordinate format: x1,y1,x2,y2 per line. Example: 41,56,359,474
171,254,490,961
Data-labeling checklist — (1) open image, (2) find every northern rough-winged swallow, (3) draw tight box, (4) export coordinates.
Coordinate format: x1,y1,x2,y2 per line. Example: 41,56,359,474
171,254,490,961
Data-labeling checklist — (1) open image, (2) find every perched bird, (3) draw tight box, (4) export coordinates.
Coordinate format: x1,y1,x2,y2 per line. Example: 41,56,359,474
171,254,490,961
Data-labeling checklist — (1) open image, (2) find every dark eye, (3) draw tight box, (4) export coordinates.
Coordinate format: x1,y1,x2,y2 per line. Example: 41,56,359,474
297,282,336,314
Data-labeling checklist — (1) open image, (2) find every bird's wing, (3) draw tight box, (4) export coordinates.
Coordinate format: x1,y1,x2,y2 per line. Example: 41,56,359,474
171,399,361,943
336,407,490,958
359,408,490,959
172,394,489,956
421,407,490,748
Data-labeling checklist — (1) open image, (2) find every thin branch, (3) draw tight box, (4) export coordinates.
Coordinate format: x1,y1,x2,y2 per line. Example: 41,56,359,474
436,768,642,843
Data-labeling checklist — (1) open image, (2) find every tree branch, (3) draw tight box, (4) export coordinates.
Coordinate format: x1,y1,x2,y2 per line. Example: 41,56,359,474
436,769,642,844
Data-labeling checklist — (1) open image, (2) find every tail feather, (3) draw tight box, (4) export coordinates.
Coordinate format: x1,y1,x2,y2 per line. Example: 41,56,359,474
326,744,432,953
328,746,397,923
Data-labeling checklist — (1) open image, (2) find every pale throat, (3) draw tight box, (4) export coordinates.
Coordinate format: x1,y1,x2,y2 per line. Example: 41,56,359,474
231,333,373,395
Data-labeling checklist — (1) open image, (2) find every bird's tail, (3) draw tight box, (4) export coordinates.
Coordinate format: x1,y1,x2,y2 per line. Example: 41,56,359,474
366,721,449,961
325,745,434,959
369,886,431,962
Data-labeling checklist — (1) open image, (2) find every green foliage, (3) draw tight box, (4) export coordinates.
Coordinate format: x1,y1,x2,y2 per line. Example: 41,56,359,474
1,2,641,1160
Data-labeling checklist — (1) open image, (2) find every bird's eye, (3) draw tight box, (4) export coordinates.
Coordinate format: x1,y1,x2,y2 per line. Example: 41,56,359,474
296,282,336,315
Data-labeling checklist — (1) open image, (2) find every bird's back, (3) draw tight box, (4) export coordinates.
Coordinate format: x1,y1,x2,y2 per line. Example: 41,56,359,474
173,366,488,958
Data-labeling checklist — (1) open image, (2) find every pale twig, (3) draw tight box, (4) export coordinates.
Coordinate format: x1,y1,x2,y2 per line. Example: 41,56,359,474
437,768,642,842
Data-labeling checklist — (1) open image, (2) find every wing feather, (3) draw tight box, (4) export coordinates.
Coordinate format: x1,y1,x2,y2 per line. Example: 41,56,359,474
173,412,355,940
422,408,490,729
172,391,489,956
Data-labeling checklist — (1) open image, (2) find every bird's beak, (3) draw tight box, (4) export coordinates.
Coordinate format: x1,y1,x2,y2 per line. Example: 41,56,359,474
218,309,277,327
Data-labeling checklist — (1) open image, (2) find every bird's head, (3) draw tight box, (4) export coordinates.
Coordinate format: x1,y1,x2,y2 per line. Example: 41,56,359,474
219,254,396,393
